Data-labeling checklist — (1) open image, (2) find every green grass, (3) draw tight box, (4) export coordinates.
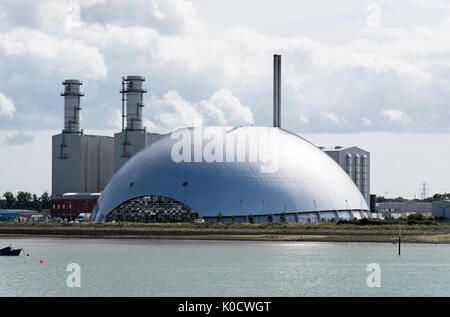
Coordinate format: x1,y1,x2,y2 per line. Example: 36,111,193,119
1,219,449,245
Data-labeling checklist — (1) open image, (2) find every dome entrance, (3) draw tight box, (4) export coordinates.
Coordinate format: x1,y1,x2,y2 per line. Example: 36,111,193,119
106,195,199,223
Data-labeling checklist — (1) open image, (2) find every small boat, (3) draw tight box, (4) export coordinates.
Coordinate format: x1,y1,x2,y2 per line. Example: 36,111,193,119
0,245,23,256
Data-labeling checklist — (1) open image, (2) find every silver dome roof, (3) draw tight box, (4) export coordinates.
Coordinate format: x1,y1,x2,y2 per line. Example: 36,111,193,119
92,126,369,221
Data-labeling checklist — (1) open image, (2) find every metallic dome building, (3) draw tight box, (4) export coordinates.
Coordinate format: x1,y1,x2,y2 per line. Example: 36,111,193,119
91,126,370,223
91,55,370,223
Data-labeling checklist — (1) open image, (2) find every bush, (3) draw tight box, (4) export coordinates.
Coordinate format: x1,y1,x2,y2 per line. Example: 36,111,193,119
267,214,273,223
407,213,425,221
280,212,286,223
217,212,223,222
248,214,254,224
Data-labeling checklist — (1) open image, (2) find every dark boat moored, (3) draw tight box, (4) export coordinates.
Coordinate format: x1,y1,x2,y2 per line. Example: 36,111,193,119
0,246,23,256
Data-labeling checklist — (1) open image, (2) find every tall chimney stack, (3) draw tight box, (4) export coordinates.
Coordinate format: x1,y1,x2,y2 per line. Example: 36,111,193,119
273,54,281,128
61,79,83,134
120,75,147,131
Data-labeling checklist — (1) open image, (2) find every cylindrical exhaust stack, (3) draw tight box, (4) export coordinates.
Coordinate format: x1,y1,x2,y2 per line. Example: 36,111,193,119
273,54,281,128
61,79,83,133
121,75,147,131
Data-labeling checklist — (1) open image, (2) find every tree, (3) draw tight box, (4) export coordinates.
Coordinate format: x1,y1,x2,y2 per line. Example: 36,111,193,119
280,212,286,223
40,191,50,210
231,215,236,223
248,214,254,224
267,214,273,223
3,192,16,209
31,194,40,211
217,212,223,222
16,191,32,209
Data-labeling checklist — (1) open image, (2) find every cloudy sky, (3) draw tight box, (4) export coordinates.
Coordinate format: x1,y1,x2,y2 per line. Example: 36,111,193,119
0,0,449,198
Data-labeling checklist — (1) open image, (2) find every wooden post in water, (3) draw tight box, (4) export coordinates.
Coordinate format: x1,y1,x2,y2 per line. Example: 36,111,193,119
398,227,401,256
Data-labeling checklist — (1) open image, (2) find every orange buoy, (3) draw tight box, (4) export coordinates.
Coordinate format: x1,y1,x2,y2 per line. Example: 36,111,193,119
40,259,44,263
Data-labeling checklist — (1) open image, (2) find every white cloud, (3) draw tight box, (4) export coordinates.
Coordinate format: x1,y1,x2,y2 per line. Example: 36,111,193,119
150,89,254,132
0,92,15,118
3,130,33,146
299,115,309,124
107,108,122,130
200,89,254,126
0,0,449,134
381,109,411,124
0,28,107,79
410,0,450,10
362,117,373,126
153,90,203,131
319,112,346,125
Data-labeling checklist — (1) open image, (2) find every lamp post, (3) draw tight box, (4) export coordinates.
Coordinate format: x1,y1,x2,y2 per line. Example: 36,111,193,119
314,200,321,222
240,200,243,222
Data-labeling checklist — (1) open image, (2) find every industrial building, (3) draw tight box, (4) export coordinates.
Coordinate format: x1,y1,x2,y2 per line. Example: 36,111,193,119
375,201,431,218
51,56,373,223
432,199,450,220
114,76,162,172
91,55,371,223
51,77,162,213
50,193,100,217
320,146,370,203
52,80,114,196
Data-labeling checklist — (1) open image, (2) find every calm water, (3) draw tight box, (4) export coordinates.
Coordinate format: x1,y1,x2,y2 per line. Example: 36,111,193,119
0,238,449,297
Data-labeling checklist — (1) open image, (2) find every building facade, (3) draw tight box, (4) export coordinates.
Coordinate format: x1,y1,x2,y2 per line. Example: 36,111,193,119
375,202,432,217
321,146,370,203
50,193,100,217
52,80,114,197
432,200,450,220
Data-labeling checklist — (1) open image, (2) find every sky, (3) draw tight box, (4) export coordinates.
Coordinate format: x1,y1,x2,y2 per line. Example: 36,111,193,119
0,0,449,198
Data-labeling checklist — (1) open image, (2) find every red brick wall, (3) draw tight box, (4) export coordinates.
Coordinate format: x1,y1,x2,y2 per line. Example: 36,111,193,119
50,198,98,217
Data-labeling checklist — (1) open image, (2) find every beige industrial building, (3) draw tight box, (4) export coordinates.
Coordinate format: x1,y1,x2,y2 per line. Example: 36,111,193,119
52,77,163,198
52,80,114,196
320,146,370,203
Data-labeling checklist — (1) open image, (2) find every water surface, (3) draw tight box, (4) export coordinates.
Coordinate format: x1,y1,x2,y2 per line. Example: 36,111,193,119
0,239,449,296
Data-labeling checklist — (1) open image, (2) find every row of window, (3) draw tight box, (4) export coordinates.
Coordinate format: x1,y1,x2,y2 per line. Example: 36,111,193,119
52,204,72,210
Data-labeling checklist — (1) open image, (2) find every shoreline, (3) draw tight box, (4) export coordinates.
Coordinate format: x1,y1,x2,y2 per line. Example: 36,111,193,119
1,222,450,243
